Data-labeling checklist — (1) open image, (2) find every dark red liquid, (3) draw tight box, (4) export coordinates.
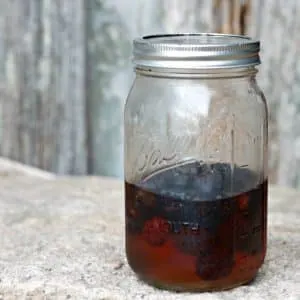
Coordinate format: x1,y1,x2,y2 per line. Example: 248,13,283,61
125,162,267,291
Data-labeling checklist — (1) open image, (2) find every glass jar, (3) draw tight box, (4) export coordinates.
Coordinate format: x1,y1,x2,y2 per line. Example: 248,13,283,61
124,34,268,292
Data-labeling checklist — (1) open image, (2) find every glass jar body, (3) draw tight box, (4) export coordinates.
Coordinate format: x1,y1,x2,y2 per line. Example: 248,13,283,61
124,71,268,291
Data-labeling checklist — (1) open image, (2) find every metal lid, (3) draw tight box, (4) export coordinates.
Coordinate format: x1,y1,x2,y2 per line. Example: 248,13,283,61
133,33,260,72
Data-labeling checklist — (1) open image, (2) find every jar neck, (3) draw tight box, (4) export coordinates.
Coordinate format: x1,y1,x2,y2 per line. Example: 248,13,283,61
135,66,258,79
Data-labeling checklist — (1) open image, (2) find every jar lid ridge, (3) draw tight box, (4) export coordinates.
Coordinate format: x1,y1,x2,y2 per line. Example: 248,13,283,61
133,33,260,71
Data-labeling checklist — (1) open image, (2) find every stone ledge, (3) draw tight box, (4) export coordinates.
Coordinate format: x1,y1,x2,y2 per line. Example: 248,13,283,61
0,157,56,179
0,163,299,299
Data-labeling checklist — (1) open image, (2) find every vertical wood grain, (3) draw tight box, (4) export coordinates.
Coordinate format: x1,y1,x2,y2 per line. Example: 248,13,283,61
248,0,300,186
0,0,87,174
0,0,300,187
85,0,130,177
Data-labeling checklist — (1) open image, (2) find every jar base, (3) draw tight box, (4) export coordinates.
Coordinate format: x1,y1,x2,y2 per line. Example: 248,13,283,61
136,272,257,293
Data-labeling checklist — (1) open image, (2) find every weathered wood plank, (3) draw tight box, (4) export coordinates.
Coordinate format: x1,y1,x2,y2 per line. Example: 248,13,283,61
0,0,87,174
249,0,300,186
85,0,131,177
0,0,300,188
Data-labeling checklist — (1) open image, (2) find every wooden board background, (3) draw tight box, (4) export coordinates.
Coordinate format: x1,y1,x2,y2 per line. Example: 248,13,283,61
0,0,299,187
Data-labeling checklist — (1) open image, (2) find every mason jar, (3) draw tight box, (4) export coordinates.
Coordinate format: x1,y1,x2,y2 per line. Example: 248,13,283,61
124,34,268,292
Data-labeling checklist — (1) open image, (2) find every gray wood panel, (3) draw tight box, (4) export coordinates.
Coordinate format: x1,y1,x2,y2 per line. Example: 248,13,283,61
249,0,300,186
0,0,300,187
0,0,87,174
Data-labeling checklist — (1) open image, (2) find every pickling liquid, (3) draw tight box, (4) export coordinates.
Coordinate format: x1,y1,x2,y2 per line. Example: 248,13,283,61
125,161,267,291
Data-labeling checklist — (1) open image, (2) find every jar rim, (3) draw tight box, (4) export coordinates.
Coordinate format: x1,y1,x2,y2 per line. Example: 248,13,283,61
133,33,260,71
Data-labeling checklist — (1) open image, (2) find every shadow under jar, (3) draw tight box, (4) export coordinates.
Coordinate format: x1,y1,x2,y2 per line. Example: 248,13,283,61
124,33,268,292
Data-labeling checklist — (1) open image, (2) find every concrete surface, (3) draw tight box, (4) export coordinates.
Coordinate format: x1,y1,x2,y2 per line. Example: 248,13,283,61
0,159,299,299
